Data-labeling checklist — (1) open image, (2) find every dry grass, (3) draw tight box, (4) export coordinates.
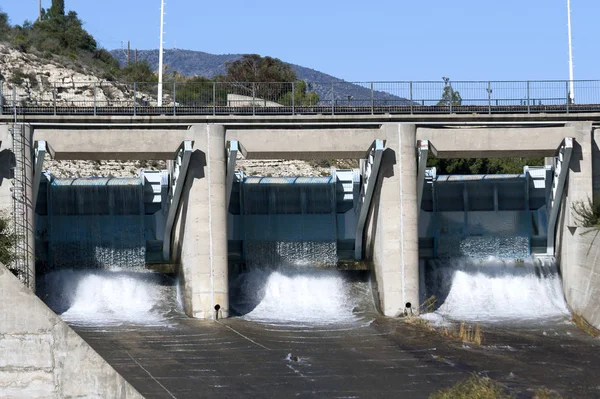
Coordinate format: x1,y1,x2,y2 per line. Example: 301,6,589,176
404,315,435,331
532,387,564,399
429,374,513,399
572,313,600,338
441,322,483,346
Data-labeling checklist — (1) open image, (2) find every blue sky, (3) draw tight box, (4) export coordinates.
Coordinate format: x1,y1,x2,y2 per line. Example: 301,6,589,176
2,0,598,82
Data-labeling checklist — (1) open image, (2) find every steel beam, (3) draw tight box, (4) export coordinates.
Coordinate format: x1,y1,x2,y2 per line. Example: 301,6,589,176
163,140,193,261
32,140,46,206
354,139,384,260
226,140,239,210
547,137,574,255
417,140,429,210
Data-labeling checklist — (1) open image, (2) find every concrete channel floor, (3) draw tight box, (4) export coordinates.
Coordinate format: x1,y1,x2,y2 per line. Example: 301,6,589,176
72,315,600,399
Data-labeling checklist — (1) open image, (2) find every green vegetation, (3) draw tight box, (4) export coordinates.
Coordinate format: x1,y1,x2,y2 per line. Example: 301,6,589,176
572,197,600,229
437,77,462,106
427,153,544,175
216,54,319,104
0,216,17,275
429,374,513,399
0,4,317,106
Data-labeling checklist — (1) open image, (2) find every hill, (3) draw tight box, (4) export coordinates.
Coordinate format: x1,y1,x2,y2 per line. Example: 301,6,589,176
110,49,409,104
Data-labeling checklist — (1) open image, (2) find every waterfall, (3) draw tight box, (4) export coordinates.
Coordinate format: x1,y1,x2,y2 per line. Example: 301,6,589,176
48,177,146,269
426,257,569,322
241,177,338,268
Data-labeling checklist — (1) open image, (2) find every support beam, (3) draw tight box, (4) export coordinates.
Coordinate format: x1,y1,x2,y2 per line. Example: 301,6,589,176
32,140,46,207
355,139,384,260
163,140,193,261
416,140,429,210
226,140,238,210
547,137,574,255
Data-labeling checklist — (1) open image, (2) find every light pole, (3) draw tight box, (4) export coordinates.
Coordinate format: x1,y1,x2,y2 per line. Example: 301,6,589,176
157,0,165,107
567,0,575,103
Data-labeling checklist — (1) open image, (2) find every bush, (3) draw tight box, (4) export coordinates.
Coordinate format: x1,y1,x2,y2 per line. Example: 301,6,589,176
0,216,17,267
572,197,600,228
430,374,513,399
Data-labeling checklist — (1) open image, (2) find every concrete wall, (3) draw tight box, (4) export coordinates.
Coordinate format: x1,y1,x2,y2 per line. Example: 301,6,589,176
556,122,600,329
0,263,142,398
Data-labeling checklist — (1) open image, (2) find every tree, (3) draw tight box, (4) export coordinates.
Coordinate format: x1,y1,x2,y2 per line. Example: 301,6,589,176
278,80,320,106
218,54,297,100
49,0,65,19
437,77,462,106
120,60,156,82
0,9,10,40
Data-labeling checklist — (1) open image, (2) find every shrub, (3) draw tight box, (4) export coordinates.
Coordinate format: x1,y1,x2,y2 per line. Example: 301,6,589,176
430,374,513,399
572,197,600,229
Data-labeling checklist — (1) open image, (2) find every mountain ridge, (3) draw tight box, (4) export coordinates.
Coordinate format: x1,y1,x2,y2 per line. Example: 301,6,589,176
110,49,409,104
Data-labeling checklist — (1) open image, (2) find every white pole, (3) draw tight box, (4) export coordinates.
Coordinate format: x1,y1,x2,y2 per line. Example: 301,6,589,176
157,0,165,107
567,0,575,103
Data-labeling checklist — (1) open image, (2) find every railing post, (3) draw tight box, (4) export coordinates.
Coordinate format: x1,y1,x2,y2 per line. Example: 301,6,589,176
213,82,216,116
370,82,374,115
449,81,453,114
526,81,531,114
173,81,177,116
487,81,491,114
291,81,295,115
252,82,256,116
133,82,137,116
52,83,56,115
566,80,570,114
331,82,334,115
93,82,97,116
12,86,16,115
0,81,3,115
410,81,413,114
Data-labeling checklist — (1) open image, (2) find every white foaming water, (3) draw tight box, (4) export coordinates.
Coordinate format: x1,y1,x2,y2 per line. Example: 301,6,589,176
40,269,179,326
234,270,361,326
428,257,569,322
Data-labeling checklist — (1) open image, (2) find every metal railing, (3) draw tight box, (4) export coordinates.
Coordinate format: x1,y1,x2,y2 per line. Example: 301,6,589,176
1,79,599,116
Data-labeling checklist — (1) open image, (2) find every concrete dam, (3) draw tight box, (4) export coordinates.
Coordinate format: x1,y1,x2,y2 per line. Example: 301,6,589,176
1,118,600,397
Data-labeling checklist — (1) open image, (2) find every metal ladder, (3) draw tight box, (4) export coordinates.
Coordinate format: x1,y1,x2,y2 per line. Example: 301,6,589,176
10,117,31,288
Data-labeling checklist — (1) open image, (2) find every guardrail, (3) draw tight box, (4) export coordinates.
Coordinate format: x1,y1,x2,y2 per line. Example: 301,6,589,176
1,80,599,116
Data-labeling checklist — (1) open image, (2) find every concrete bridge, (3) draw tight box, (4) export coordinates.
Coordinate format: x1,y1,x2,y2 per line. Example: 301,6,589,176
0,111,598,326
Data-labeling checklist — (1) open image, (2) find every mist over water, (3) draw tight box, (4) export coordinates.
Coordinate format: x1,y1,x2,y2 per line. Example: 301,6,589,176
39,269,181,326
427,257,569,322
230,268,373,326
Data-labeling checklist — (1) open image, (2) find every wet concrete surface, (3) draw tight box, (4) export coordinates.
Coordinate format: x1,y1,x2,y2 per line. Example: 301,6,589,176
72,315,600,399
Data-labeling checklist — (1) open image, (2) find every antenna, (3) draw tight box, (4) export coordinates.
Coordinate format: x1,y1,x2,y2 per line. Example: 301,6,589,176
567,0,575,103
158,0,166,106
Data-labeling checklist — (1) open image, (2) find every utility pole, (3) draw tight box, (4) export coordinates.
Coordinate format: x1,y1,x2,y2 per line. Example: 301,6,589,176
38,0,42,22
567,0,575,103
127,40,131,66
157,0,165,106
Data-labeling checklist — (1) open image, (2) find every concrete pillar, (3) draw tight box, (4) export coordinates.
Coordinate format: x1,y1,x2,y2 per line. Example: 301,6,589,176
366,123,419,316
174,124,228,319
